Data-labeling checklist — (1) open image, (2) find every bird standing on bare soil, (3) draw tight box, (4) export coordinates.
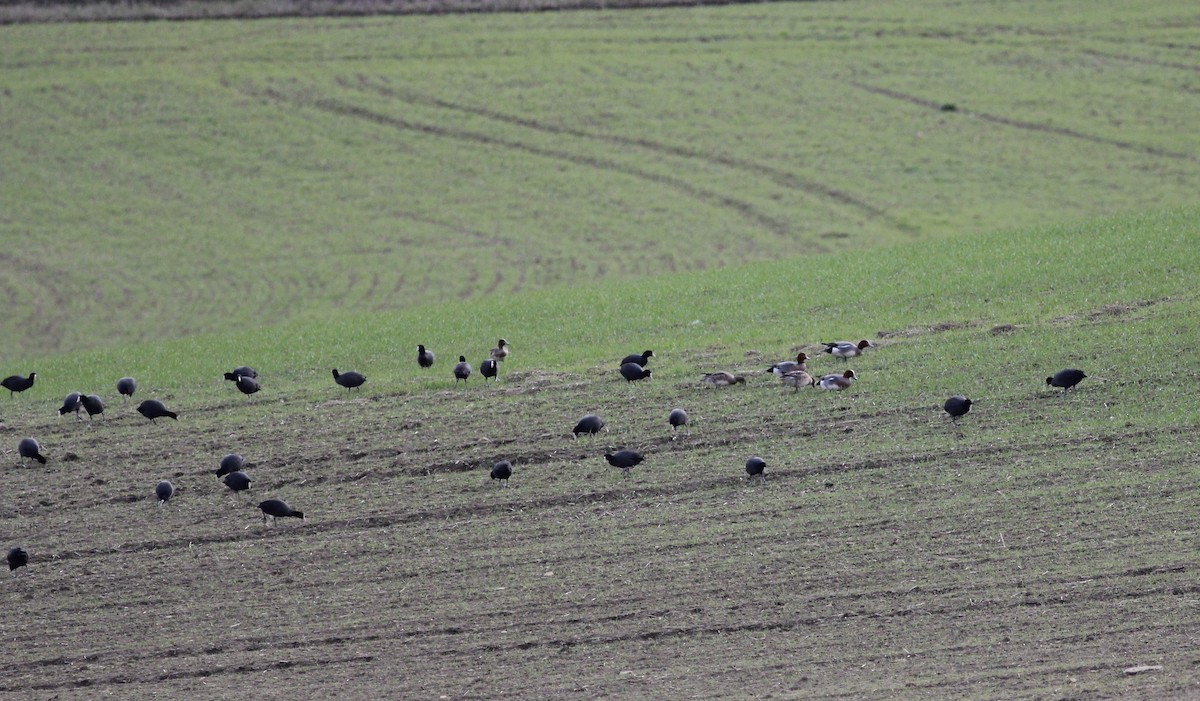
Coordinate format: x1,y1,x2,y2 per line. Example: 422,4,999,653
491,460,512,487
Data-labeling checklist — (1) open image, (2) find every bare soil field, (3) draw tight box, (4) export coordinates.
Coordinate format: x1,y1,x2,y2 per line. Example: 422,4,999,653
3,333,1197,698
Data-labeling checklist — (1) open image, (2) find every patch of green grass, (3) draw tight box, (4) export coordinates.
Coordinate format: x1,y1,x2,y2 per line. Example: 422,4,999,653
2,0,1199,356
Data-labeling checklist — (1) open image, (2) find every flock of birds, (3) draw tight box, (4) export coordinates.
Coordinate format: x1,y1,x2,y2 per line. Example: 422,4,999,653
2,335,1089,575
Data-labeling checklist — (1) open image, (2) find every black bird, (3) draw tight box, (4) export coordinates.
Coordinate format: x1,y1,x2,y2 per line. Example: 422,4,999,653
944,396,973,421
7,547,28,573
258,498,304,524
668,408,689,436
620,363,652,382
1046,368,1087,391
481,359,498,382
216,453,245,478
490,339,510,362
81,394,104,423
2,372,36,398
454,356,472,384
417,344,435,369
117,376,137,402
224,366,258,381
745,456,767,484
58,392,83,421
137,399,178,422
155,480,175,506
604,450,644,477
18,437,46,466
572,414,605,439
490,460,512,487
620,350,655,367
224,471,252,499
232,375,260,396
332,368,366,391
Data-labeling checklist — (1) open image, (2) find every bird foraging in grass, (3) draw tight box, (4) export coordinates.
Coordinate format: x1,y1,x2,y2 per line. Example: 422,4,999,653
258,498,303,525
481,358,498,382
944,396,973,421
573,414,606,439
768,353,809,376
745,456,767,484
332,368,366,391
780,370,815,391
490,339,510,362
822,340,872,360
58,392,82,421
668,408,689,437
604,450,644,477
18,437,46,466
81,394,105,423
1,372,36,398
490,460,512,487
224,471,252,500
454,356,472,385
702,372,745,387
7,547,28,573
417,345,435,369
620,363,652,382
620,350,655,367
137,399,178,422
155,480,175,507
818,370,857,391
117,376,137,402
1046,368,1087,391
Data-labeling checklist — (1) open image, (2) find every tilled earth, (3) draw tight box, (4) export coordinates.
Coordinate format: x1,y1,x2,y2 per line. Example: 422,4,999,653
1,366,1196,699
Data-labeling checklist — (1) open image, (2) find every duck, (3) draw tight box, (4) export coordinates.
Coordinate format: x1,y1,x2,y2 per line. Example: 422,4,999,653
780,370,816,391
767,352,809,376
702,372,745,387
490,339,510,362
620,350,655,367
822,340,872,360
1046,368,1087,391
819,370,857,390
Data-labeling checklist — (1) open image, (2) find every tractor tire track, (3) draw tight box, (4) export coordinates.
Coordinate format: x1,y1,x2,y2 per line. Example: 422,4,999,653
246,83,791,238
850,81,1199,164
346,75,913,234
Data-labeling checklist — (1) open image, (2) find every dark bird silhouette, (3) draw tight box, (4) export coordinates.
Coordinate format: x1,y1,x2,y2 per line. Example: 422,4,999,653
155,480,175,506
258,498,303,524
819,370,857,391
18,437,46,466
490,460,512,487
944,396,973,421
668,408,689,436
216,453,245,478
332,368,366,391
58,392,82,421
81,394,104,423
604,450,644,477
231,375,260,396
745,456,767,484
573,414,606,439
768,352,809,376
481,359,498,382
1046,368,1087,391
702,372,744,387
490,339,510,362
620,363,652,382
823,340,872,360
137,399,178,422
117,376,137,402
224,471,252,499
621,350,655,367
224,366,258,381
417,345,435,369
2,372,36,398
454,356,472,384
7,547,28,573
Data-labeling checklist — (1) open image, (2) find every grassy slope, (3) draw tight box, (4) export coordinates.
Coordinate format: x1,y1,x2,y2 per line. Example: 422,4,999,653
2,0,1199,356
1,208,1198,699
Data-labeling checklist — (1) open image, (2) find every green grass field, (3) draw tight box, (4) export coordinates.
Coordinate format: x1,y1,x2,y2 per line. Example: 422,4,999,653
3,0,1199,357
2,0,1200,698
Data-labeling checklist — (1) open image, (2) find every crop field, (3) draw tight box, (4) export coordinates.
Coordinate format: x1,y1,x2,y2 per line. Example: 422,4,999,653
2,207,1199,699
2,0,1200,357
